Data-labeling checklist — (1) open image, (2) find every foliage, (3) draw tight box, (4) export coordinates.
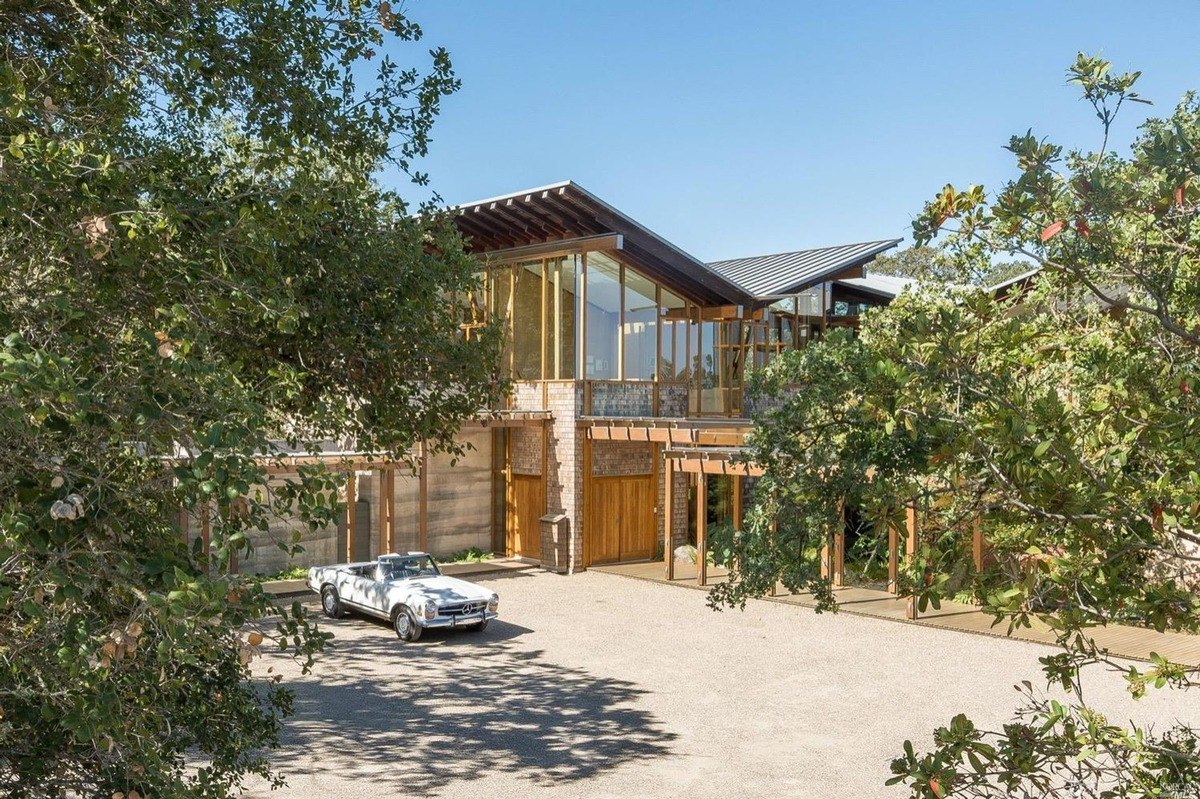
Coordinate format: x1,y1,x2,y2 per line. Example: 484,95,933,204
440,547,495,564
713,54,1200,797
0,3,503,797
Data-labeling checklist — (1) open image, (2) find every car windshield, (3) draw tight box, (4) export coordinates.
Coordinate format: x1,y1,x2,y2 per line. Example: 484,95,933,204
378,555,440,581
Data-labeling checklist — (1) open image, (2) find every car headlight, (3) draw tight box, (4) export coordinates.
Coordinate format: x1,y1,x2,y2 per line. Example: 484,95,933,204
423,599,438,620
487,594,499,613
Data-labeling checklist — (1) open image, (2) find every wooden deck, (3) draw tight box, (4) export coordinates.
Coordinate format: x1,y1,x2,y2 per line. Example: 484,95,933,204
590,560,1200,666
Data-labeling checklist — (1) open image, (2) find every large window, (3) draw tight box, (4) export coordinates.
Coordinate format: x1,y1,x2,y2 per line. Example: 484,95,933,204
584,252,621,379
549,256,578,379
512,260,543,380
659,289,690,382
622,267,657,380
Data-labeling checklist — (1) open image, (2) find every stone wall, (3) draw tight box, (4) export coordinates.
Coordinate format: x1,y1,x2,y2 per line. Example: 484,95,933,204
591,440,653,477
589,381,654,417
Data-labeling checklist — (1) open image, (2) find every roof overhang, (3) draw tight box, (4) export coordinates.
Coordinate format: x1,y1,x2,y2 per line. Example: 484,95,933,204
451,182,754,306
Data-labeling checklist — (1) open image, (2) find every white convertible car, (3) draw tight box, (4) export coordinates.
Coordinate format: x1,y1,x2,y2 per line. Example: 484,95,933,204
307,552,499,641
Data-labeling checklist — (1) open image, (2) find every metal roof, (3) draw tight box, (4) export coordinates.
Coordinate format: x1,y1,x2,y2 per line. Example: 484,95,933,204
834,272,918,299
707,239,902,297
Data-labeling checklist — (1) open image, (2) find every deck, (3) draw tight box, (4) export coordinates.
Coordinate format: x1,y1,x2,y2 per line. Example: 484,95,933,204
590,560,1200,665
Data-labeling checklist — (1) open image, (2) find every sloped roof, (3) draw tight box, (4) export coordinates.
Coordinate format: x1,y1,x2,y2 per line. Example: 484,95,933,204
450,181,900,304
708,239,902,297
450,181,754,306
834,272,918,299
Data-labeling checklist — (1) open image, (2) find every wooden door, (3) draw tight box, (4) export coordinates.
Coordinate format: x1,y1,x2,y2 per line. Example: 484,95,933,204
507,473,544,560
587,475,655,565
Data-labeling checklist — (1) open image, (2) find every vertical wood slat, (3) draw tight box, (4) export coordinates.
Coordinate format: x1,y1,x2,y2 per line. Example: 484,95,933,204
905,501,920,620
696,472,708,587
345,471,356,563
663,455,675,581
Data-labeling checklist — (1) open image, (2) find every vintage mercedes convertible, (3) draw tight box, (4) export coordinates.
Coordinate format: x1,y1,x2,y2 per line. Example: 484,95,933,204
307,552,499,641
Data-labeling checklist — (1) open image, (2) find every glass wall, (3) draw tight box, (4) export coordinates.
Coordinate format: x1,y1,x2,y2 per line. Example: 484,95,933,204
512,260,543,380
659,289,689,382
462,246,830,413
622,268,658,380
584,252,621,380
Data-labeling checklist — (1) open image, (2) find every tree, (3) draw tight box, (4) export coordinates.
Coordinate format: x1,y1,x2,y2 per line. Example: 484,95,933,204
0,3,503,796
713,54,1200,797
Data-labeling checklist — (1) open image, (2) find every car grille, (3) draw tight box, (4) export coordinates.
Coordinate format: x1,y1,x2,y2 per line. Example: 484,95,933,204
438,602,485,618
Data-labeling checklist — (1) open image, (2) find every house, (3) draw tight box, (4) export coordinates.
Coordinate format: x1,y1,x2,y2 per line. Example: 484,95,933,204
230,181,902,576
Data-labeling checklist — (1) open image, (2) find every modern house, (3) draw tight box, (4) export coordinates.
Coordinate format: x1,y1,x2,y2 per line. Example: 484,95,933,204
233,181,904,576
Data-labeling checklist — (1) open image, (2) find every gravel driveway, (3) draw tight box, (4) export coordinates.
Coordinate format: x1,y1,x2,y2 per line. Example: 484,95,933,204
247,569,1198,799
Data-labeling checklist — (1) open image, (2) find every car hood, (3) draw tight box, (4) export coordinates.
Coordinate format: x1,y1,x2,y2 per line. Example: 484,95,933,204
395,575,493,604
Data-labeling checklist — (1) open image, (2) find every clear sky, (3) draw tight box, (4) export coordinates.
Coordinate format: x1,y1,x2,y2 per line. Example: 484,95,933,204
395,1,1200,262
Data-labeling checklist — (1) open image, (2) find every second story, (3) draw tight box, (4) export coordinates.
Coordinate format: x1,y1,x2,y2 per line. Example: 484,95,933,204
451,181,901,419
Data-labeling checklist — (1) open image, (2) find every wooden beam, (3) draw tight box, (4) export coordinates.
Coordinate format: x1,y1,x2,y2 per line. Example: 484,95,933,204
696,472,708,587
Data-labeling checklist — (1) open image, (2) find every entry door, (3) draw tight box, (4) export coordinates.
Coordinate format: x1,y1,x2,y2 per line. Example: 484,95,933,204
507,473,544,560
588,475,655,565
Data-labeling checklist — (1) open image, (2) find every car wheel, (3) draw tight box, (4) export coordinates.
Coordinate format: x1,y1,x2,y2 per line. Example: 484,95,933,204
320,585,343,618
469,617,489,633
393,606,422,642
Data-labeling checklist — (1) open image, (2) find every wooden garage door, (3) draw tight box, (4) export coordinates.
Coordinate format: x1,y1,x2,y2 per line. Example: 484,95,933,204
507,473,544,560
587,475,655,566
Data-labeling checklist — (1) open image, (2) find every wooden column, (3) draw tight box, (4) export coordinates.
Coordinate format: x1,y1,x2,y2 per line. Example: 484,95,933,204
345,472,356,563
832,499,845,589
663,455,675,581
905,501,920,620
971,515,985,573
696,472,708,587
418,443,429,552
200,501,211,569
767,516,779,597
376,469,387,557
384,468,396,554
887,509,899,595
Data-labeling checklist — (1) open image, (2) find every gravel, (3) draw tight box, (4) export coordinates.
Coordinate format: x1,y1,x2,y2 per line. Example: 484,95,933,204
245,569,1199,799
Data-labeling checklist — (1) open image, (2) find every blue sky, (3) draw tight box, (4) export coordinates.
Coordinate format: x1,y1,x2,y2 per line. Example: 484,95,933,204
396,1,1200,262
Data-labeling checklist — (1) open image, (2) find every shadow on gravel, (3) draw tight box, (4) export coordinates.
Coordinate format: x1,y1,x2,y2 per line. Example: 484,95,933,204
277,617,676,794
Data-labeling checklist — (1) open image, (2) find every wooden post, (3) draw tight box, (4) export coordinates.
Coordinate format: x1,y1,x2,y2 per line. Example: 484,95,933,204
384,468,395,554
179,505,189,544
696,471,708,587
905,501,920,620
832,498,845,589
663,455,675,581
768,516,779,597
376,467,386,554
418,443,429,552
887,509,899,595
200,501,211,568
345,472,356,563
971,515,984,573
